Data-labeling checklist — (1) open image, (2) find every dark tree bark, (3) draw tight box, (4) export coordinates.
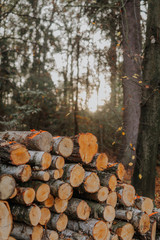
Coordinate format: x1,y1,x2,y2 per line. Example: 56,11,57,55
132,0,160,199
121,0,142,170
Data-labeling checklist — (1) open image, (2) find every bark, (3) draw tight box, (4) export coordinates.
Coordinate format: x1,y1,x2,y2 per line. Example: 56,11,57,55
0,130,53,152
52,136,73,157
42,229,59,240
115,209,132,221
31,170,50,181
10,204,41,226
83,153,108,171
0,140,30,165
62,164,85,187
121,0,142,169
47,213,68,232
132,0,160,199
78,186,109,203
49,179,73,200
60,229,90,240
0,200,13,240
11,222,43,240
50,155,65,169
111,221,134,240
130,208,150,234
47,170,60,180
29,151,52,171
11,187,35,205
97,172,117,191
0,164,31,182
65,198,91,220
0,174,16,200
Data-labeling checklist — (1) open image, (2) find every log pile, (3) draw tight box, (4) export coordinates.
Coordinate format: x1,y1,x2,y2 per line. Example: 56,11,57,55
0,130,158,240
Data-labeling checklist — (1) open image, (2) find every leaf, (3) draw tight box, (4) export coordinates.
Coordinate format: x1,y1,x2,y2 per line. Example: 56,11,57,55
117,127,122,131
121,107,125,111
129,162,133,166
122,132,125,135
117,31,121,36
112,141,116,145
139,174,142,179
132,155,135,160
139,81,142,84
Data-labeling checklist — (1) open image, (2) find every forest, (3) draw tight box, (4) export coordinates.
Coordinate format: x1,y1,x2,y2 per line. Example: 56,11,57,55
0,0,160,200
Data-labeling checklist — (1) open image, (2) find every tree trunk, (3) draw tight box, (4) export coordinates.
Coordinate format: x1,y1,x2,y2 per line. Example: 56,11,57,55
132,0,160,199
121,0,142,170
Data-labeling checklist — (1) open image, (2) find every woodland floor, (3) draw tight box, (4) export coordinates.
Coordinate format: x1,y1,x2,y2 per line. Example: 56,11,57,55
155,166,160,208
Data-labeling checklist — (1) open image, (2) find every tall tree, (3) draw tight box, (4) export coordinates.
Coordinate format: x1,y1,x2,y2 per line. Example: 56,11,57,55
132,0,160,199
121,0,142,170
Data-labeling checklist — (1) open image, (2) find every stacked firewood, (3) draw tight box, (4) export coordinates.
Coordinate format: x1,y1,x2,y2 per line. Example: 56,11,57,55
0,130,158,240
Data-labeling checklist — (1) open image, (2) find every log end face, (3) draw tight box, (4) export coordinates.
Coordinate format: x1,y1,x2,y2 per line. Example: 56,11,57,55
0,201,12,240
21,165,32,182
142,198,153,215
93,221,109,240
44,194,54,208
106,192,117,208
59,137,74,157
97,187,109,202
70,164,85,187
39,207,51,225
77,200,91,220
117,163,125,181
32,225,44,240
108,175,117,192
84,172,100,193
104,205,115,222
11,145,30,165
54,197,68,213
56,213,68,232
123,184,135,207
24,188,35,205
59,183,73,200
96,153,108,171
42,152,52,170
116,223,134,240
55,156,65,169
36,184,50,202
139,213,150,234
0,175,16,200
30,205,41,226
31,131,53,152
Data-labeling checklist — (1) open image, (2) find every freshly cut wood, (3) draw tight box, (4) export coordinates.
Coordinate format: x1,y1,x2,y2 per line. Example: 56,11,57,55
130,208,150,234
62,164,85,187
60,229,90,240
135,219,156,240
116,184,135,207
0,130,53,152
151,209,160,229
111,221,134,240
12,187,35,205
106,163,125,181
51,197,68,213
42,194,54,208
97,172,117,191
39,207,51,225
49,179,73,200
67,219,109,240
29,151,52,170
84,153,108,171
11,222,43,240
115,209,133,221
68,133,98,164
80,171,100,193
31,170,50,181
0,164,31,182
42,229,59,240
0,140,30,165
50,155,65,169
86,201,115,222
22,181,50,202
0,174,16,200
109,233,118,240
48,169,60,180
134,196,153,215
59,168,64,178
65,198,91,220
80,186,109,203
0,201,13,240
106,191,117,207
9,187,17,199
52,136,74,157
47,213,68,232
8,237,16,240
10,204,41,226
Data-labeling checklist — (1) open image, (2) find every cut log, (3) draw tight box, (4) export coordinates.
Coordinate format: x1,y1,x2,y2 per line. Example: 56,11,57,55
109,233,118,240
48,170,60,180
68,133,98,164
134,219,156,240
0,201,13,240
80,171,100,193
11,222,43,240
59,168,64,178
52,136,74,157
62,164,85,187
60,229,90,240
0,164,31,182
10,204,41,226
0,130,53,152
49,179,73,200
106,163,125,181
148,210,160,229
50,155,65,169
8,237,16,240
47,213,68,232
79,186,109,203
129,208,150,234
106,191,117,208
42,194,54,208
111,221,135,240
51,197,68,213
42,229,59,240
84,153,108,171
115,209,133,221
39,207,51,225
31,171,50,181
12,187,35,205
134,196,153,215
116,184,135,207
86,201,115,222
29,151,52,170
97,172,117,191
65,198,91,220
9,187,17,199
67,219,109,240
21,181,50,202
0,140,30,165
0,174,16,200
